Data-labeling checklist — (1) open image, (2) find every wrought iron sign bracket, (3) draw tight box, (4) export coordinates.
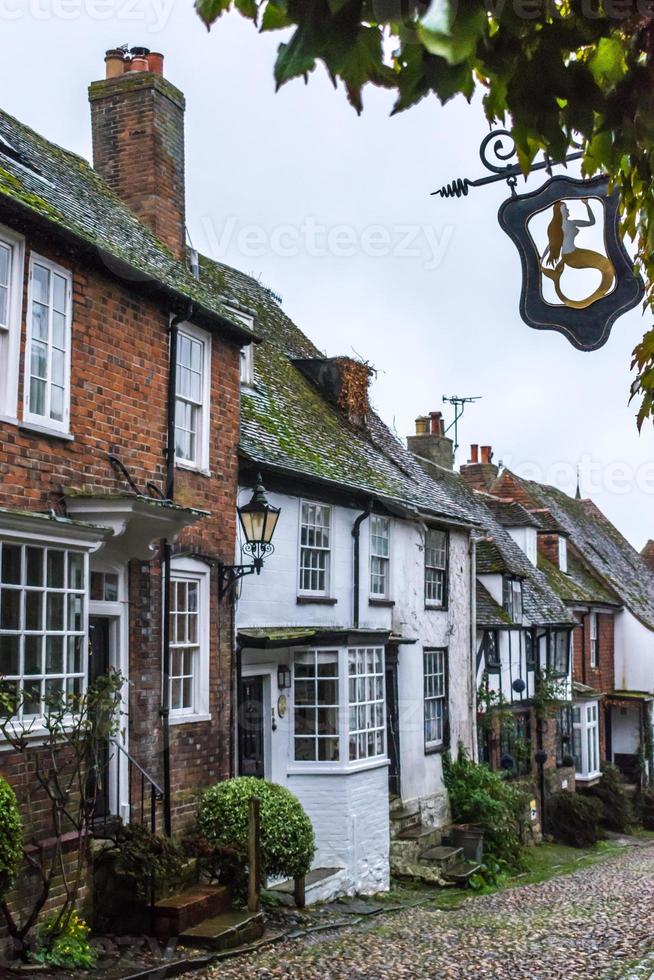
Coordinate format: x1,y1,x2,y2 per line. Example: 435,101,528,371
432,129,583,200
218,543,274,600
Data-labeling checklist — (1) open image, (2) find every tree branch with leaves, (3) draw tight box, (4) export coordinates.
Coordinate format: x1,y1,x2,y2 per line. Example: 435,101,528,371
195,0,654,426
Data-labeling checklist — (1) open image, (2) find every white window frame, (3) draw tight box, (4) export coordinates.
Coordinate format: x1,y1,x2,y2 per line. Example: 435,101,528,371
424,647,448,751
558,535,568,573
589,611,598,669
240,344,254,387
174,322,211,474
425,528,448,608
0,223,24,422
572,699,601,781
0,538,88,729
348,647,386,762
369,516,391,599
168,557,211,725
290,645,386,773
23,253,72,435
298,501,332,596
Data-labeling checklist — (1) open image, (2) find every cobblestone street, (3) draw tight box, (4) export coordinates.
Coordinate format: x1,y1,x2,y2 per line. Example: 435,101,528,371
199,844,654,980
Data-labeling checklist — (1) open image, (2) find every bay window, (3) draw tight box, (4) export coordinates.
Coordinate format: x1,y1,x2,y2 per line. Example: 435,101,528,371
0,224,24,420
573,700,601,780
292,646,386,767
370,516,390,598
174,325,211,472
299,502,331,595
0,541,87,722
425,529,448,607
24,255,72,434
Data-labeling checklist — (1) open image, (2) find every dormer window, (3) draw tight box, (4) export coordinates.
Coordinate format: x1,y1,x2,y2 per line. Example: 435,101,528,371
503,577,523,622
558,535,568,573
240,344,254,387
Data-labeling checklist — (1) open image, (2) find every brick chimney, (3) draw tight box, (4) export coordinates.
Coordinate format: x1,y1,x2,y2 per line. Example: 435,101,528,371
407,411,454,470
642,540,654,573
89,47,186,259
460,443,499,491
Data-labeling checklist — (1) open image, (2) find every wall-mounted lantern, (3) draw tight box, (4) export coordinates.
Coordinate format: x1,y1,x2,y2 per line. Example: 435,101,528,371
219,474,281,599
277,665,292,691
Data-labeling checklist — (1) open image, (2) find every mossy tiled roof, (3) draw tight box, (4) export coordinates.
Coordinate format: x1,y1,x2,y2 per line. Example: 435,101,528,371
476,582,513,628
0,109,254,340
199,258,476,523
522,477,654,631
538,552,620,607
481,497,541,529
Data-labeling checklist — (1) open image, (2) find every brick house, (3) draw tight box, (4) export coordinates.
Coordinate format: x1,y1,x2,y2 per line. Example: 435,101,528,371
0,47,257,927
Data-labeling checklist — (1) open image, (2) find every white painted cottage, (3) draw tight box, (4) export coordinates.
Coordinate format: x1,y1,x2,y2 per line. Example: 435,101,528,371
206,262,480,900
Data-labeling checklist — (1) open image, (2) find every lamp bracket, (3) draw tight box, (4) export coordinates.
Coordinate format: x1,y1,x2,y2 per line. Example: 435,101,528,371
218,542,275,601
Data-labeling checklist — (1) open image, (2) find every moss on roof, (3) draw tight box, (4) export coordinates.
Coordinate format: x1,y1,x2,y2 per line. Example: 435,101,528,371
0,109,254,339
199,257,476,522
538,552,620,607
477,581,513,627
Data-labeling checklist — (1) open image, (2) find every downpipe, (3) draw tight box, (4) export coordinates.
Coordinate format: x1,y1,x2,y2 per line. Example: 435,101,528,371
352,501,373,628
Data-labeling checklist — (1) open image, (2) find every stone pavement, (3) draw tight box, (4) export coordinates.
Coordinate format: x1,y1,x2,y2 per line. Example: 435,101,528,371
194,843,654,979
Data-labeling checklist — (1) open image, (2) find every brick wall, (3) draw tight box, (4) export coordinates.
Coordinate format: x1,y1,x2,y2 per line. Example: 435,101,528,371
0,215,241,927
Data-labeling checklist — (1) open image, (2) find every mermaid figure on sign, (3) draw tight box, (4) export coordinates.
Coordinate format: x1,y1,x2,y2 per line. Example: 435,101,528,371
540,198,615,309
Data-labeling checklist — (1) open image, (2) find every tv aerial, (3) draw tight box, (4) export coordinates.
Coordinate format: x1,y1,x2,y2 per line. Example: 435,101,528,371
443,395,482,459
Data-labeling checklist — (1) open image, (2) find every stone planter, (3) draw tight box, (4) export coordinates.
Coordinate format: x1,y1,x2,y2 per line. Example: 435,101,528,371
450,824,484,864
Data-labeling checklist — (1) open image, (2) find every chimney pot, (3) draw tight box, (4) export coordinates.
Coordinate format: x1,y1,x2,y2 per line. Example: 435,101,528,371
104,49,125,79
415,416,429,437
470,444,479,464
147,51,164,74
481,445,492,464
429,411,444,436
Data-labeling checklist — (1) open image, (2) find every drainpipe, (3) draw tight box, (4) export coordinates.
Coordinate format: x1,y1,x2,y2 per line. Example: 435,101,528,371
469,533,477,757
352,501,373,628
161,307,193,837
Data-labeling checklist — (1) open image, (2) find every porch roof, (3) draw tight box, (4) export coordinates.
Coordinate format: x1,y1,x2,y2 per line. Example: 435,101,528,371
238,627,392,649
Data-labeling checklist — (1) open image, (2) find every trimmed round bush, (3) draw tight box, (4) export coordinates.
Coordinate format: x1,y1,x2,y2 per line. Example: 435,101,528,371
197,777,315,879
0,776,23,897
549,790,604,847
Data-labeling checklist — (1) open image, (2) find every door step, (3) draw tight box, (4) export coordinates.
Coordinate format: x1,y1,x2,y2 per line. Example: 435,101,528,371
179,910,265,950
419,845,463,870
154,884,232,938
443,861,482,886
269,867,345,906
389,804,422,838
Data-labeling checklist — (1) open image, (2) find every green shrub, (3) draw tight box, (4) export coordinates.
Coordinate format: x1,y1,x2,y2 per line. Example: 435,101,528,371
443,746,528,871
640,790,654,830
197,777,315,880
101,823,184,899
0,776,23,897
548,790,604,847
584,763,633,832
34,911,95,971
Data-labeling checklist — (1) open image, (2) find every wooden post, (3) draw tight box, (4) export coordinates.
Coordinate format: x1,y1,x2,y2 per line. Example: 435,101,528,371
294,874,306,909
248,796,261,913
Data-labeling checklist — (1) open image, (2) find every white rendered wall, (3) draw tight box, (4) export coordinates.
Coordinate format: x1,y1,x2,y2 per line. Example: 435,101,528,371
614,608,654,693
507,526,538,566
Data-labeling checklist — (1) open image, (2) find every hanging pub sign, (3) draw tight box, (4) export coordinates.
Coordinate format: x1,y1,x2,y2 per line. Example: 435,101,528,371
433,132,644,352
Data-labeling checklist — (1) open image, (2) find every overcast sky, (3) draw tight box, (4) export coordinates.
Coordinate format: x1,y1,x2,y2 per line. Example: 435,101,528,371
1,6,652,548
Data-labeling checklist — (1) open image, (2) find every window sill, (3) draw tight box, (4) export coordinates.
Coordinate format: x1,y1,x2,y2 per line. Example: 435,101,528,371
296,596,338,606
424,742,449,756
287,758,389,777
19,422,73,442
169,712,212,727
424,603,447,612
369,598,395,608
175,460,211,478
574,771,602,784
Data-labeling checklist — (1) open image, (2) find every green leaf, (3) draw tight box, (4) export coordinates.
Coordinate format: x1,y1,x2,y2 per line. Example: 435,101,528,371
194,0,232,27
589,36,627,88
261,0,291,29
418,0,487,66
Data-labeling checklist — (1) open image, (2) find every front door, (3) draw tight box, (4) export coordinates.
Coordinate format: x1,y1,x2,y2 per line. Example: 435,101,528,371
385,651,401,798
239,676,265,778
88,617,111,820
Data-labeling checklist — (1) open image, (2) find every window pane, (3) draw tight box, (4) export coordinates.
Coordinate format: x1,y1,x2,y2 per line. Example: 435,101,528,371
29,378,46,417
25,591,43,630
24,636,42,675
32,264,49,304
2,545,22,585
52,274,67,314
47,551,64,588
0,589,20,630
46,636,63,674
46,593,64,631
26,548,43,587
0,634,20,675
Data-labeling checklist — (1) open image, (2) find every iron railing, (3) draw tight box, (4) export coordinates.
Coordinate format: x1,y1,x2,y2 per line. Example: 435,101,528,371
94,739,165,836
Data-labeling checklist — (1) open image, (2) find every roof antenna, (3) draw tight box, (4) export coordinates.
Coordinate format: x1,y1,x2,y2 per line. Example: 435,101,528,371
442,394,482,462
